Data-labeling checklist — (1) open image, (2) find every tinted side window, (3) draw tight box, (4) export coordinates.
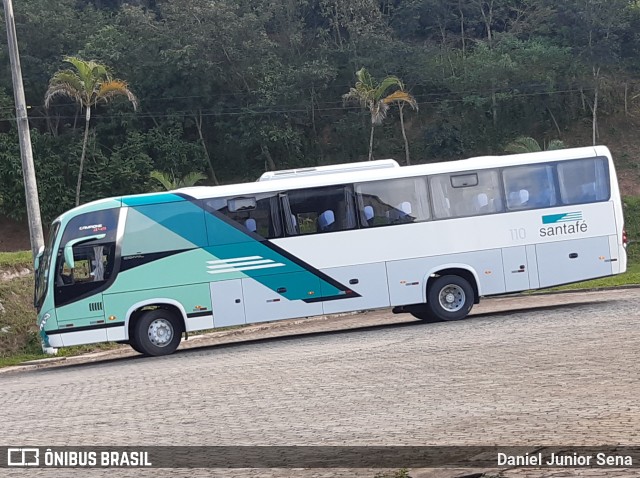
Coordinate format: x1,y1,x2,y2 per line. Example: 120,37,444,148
355,177,430,227
557,157,610,204
54,242,117,306
284,185,356,235
503,164,557,210
430,170,503,218
205,192,283,239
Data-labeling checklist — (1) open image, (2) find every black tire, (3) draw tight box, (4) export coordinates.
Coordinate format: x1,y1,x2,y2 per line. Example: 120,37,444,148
407,304,441,323
116,339,143,354
427,275,474,321
132,309,182,356
128,336,144,354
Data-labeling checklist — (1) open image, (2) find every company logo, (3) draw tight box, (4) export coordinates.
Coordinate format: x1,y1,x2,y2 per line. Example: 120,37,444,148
79,224,107,232
7,448,39,466
540,211,587,237
542,211,583,224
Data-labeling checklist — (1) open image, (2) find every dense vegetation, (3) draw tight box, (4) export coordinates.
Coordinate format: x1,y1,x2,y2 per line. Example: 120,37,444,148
1,0,640,223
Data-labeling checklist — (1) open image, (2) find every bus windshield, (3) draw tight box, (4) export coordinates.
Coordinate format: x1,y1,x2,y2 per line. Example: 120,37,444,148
34,221,61,310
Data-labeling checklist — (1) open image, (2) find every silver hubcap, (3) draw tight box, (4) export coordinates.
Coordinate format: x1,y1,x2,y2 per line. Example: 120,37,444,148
148,318,173,347
438,284,465,312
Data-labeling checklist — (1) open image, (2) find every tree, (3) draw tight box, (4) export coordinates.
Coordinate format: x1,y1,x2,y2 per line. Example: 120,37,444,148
44,56,138,206
383,89,418,165
150,170,206,191
343,67,407,161
548,0,632,145
504,136,565,153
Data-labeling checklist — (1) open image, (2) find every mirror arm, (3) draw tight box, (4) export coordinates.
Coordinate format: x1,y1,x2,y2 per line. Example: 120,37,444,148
63,234,106,270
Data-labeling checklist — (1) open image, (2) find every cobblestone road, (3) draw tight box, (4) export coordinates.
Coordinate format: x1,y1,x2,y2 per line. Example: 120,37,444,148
1,289,639,478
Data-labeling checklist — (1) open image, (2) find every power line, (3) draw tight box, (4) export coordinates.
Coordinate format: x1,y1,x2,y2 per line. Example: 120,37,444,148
36,81,595,111
8,87,591,122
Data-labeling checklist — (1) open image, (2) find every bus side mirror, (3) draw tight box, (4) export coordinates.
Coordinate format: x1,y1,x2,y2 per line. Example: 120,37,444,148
63,234,106,270
34,245,45,270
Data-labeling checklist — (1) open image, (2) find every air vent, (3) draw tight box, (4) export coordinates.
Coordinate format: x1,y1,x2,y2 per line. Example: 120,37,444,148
89,302,104,312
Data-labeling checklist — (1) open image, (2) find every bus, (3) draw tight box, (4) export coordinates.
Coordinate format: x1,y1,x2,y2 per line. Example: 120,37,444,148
34,145,627,356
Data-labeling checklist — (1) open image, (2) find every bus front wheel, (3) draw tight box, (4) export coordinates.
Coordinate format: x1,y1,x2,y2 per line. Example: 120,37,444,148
427,275,474,321
132,309,182,356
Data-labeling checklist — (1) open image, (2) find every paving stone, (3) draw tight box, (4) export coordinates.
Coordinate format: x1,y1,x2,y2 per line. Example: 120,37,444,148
1,289,640,478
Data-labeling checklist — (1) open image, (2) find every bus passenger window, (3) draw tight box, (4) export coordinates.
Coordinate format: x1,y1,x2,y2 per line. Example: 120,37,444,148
204,193,283,239
557,157,610,205
284,186,356,235
388,201,414,223
503,164,556,210
356,177,429,227
430,169,502,218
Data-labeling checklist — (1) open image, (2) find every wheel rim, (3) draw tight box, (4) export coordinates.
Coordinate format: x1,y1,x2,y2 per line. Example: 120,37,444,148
147,318,174,347
438,284,466,312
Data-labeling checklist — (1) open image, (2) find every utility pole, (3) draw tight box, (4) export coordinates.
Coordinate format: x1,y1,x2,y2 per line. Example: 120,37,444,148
3,0,44,258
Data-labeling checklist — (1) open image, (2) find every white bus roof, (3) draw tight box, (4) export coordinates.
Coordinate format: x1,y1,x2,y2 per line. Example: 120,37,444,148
56,146,612,222
176,146,610,200
257,159,399,181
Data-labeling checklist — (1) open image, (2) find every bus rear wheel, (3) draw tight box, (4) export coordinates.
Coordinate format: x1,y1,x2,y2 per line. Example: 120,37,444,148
132,309,182,356
427,275,474,321
407,305,439,322
128,337,144,354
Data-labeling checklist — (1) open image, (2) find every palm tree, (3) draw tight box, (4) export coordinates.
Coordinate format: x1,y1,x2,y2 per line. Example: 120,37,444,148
383,89,418,165
150,171,207,191
343,67,406,161
505,136,566,154
44,56,138,206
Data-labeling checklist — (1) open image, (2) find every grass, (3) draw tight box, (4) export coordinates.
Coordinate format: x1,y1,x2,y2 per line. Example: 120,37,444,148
0,353,50,367
548,261,640,292
0,250,32,269
0,275,41,358
374,469,410,478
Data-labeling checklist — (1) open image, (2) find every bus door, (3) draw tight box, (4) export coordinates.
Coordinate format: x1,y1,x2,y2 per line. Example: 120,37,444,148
53,241,115,345
53,209,119,343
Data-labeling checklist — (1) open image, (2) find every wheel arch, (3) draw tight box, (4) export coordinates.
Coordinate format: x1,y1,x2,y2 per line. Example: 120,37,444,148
422,264,481,304
125,299,187,340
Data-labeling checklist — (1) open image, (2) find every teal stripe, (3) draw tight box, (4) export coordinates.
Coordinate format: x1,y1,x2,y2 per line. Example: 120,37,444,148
123,193,185,207
134,201,208,248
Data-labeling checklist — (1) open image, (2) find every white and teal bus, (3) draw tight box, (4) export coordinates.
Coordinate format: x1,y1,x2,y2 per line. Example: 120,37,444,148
34,146,627,356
